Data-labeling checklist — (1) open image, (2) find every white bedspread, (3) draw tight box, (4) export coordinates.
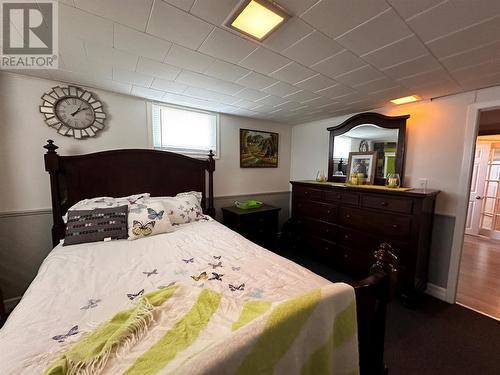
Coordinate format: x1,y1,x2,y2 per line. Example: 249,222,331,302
0,220,357,374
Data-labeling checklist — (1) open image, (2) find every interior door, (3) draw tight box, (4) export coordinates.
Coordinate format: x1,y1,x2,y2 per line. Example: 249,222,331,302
479,143,500,239
466,143,489,235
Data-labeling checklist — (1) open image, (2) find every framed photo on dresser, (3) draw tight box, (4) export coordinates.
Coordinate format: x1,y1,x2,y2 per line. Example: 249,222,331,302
347,151,377,185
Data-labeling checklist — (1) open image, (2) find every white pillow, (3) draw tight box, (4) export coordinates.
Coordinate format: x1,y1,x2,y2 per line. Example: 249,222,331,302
63,193,150,223
127,201,174,240
149,192,208,225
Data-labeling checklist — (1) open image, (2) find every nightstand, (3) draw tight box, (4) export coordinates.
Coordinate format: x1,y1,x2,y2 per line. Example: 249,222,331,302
221,204,281,248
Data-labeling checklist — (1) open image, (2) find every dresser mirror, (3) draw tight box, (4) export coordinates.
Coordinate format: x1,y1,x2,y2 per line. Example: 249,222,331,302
328,112,409,185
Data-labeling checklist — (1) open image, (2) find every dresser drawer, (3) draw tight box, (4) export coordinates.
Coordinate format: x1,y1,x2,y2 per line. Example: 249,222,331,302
323,190,359,206
361,194,413,214
299,235,337,262
296,217,336,240
293,185,323,201
336,245,372,277
339,207,411,238
294,201,338,223
240,210,277,226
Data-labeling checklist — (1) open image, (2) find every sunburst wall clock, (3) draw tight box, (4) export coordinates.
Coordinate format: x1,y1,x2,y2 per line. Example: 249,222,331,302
39,85,106,139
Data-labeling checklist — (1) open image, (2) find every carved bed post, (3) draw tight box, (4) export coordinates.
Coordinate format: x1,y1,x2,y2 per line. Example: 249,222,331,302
206,150,216,218
44,140,65,247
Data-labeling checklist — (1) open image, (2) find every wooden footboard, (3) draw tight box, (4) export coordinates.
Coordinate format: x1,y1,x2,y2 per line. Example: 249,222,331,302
353,244,397,375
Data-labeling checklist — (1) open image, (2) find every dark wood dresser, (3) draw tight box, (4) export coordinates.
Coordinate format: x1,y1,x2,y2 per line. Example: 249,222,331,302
290,180,439,301
222,204,281,248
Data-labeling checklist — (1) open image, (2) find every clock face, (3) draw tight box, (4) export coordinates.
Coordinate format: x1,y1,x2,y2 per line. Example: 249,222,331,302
55,97,95,130
40,86,106,139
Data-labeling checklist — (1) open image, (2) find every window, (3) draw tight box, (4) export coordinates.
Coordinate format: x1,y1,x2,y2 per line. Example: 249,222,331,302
151,103,219,158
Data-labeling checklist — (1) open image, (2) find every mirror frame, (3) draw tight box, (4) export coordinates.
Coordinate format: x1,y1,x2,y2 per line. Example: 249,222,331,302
327,112,409,186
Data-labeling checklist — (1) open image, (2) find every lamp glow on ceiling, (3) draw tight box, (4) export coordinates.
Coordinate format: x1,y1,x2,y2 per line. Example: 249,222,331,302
390,95,421,105
229,0,288,41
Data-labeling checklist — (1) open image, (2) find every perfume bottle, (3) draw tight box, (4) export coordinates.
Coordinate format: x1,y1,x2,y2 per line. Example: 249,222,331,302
316,170,327,182
386,173,401,188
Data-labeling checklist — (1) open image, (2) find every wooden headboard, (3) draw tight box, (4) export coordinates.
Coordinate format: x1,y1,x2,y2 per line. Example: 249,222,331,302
43,140,215,246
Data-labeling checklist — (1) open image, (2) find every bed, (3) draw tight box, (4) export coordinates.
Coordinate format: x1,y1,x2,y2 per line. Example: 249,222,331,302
0,141,397,375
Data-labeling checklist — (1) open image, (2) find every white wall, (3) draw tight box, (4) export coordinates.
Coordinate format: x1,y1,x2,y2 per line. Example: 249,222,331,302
291,85,500,217
0,72,292,212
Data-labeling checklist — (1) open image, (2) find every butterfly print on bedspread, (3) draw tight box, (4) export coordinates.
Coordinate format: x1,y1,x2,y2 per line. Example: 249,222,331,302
182,258,194,264
208,261,222,269
158,281,176,289
147,208,164,220
143,269,158,277
212,256,221,260
232,266,241,271
208,272,223,281
80,299,101,310
191,272,208,282
52,325,79,343
250,288,264,298
229,283,245,292
127,289,144,300
128,196,145,205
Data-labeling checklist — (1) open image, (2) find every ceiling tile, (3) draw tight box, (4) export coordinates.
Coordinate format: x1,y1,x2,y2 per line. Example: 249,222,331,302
270,62,316,84
396,68,453,88
113,68,154,87
147,1,213,49
232,99,263,110
59,4,114,46
458,71,500,92
361,35,428,70
282,31,344,67
440,40,500,71
255,95,289,106
190,0,240,25
354,77,400,94
301,96,337,107
150,78,188,94
382,54,441,80
336,9,412,55
283,89,320,103
334,65,385,86
426,16,500,59
277,0,319,16
294,74,337,92
136,57,181,80
274,100,310,111
199,28,257,63
74,0,153,31
237,71,278,89
184,86,238,104
406,0,500,42
316,84,356,99
311,50,366,78
131,85,165,100
263,17,313,52
387,0,444,19
164,44,215,73
235,88,270,101
114,24,171,62
176,70,243,95
450,58,500,83
163,0,195,12
204,59,250,81
239,47,291,74
262,81,301,97
333,91,367,103
59,54,113,78
85,42,139,71
301,0,389,39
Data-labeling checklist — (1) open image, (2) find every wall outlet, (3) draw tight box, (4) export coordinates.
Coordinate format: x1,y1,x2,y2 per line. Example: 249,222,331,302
419,178,428,191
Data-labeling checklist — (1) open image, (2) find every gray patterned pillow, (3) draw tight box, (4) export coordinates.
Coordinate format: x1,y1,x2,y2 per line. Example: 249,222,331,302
64,205,128,246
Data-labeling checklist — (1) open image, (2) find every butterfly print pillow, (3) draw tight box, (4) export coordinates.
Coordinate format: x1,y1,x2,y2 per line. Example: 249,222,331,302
127,201,174,240
148,192,208,225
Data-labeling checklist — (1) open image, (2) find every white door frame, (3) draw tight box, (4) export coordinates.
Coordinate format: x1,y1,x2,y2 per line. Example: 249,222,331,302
446,99,500,303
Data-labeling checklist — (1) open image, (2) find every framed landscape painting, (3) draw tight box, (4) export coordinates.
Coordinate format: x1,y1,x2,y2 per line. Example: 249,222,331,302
240,129,279,168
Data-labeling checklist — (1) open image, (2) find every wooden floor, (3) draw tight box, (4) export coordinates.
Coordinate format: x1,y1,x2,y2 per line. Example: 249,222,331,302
456,234,500,320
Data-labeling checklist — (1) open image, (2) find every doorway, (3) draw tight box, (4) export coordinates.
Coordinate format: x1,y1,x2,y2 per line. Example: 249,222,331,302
456,110,500,320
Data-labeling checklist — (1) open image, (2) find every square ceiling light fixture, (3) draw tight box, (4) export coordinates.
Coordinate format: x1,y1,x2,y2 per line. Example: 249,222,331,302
390,95,421,105
228,0,289,41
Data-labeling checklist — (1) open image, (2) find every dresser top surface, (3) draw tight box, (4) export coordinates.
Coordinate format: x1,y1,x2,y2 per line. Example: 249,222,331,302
291,180,439,198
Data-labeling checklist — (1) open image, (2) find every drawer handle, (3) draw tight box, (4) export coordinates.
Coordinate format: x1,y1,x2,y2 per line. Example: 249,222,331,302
392,224,398,229
343,254,348,259
259,229,264,233
337,195,342,200
381,201,389,207
325,228,330,233
327,209,331,214
344,235,349,239
304,191,309,195
345,214,351,219
324,246,330,251
297,220,302,224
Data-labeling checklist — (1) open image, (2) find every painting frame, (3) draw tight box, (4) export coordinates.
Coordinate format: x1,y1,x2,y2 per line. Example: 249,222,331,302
240,129,279,168
346,151,377,185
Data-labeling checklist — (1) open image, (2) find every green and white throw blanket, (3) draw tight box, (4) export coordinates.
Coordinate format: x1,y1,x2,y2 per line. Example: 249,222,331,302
44,283,358,375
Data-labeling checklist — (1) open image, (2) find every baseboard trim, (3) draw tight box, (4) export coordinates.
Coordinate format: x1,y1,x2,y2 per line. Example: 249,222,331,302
0,208,52,218
425,283,447,301
4,296,21,313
